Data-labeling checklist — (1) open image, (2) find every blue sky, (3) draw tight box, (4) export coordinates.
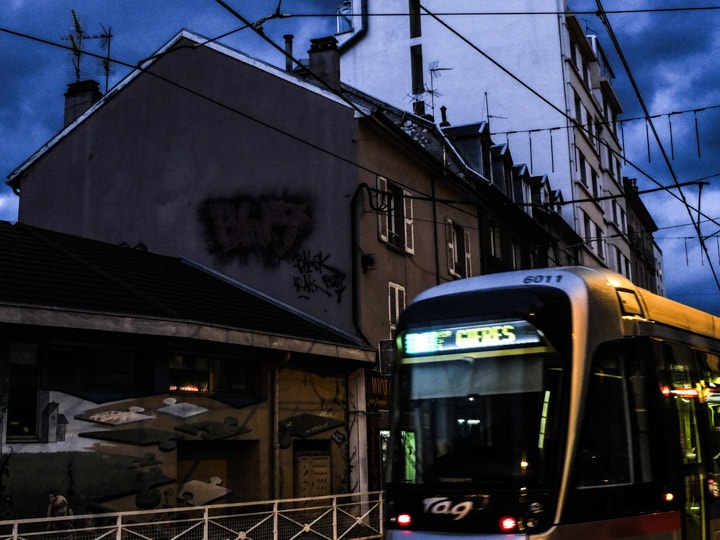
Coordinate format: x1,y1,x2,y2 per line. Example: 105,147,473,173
2,1,719,314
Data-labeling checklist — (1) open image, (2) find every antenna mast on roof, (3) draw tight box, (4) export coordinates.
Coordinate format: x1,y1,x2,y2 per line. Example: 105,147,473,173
62,10,114,93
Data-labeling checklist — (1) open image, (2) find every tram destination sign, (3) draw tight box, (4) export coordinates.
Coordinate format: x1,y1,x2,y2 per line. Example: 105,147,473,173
403,320,542,356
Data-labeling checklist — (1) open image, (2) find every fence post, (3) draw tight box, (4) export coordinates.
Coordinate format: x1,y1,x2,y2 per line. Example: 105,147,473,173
332,495,338,540
12,521,18,540
116,514,123,540
204,506,209,540
273,500,279,540
379,491,384,536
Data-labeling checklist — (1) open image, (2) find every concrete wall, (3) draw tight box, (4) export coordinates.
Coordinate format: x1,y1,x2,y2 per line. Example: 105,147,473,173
17,37,361,338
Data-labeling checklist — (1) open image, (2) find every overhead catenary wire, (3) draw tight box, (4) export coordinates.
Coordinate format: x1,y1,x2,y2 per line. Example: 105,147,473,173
595,0,720,290
413,4,720,241
2,6,719,261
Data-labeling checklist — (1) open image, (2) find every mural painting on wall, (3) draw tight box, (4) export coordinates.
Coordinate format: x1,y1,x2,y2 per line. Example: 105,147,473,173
204,196,311,266
1,393,256,519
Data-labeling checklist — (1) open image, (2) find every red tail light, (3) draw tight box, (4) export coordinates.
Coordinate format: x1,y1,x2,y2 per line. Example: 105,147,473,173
498,515,517,532
397,513,413,527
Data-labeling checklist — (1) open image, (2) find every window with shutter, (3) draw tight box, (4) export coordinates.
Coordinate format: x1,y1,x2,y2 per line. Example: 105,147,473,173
446,219,471,278
403,191,414,254
377,176,389,243
464,230,472,277
389,282,406,335
377,177,414,254
446,219,457,276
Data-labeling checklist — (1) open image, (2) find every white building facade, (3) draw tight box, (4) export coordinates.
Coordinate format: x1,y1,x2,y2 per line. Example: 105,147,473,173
335,0,653,286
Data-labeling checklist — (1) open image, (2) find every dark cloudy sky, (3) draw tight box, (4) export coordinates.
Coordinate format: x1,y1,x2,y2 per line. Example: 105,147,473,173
2,1,719,314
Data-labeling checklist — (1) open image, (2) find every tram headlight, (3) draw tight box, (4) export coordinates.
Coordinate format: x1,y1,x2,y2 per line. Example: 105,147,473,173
498,515,518,532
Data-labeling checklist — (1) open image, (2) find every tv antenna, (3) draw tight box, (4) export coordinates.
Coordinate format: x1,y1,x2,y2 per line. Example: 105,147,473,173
62,10,114,92
429,61,452,120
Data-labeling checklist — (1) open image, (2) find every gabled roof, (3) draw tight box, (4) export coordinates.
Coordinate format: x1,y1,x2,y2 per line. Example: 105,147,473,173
6,29,364,186
0,221,373,363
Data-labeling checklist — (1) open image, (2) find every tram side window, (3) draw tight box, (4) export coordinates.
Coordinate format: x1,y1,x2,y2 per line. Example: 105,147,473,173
699,352,720,486
573,350,631,487
661,343,702,465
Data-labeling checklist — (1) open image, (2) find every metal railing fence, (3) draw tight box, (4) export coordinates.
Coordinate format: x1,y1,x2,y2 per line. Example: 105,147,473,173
0,491,384,540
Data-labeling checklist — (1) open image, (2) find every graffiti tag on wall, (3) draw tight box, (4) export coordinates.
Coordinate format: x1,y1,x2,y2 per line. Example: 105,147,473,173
292,250,346,303
205,197,311,265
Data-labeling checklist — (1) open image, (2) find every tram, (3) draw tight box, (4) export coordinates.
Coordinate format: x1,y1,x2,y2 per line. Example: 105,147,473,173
384,266,720,539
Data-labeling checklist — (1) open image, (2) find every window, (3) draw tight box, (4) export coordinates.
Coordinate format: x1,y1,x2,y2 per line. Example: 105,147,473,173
614,246,622,275
489,222,502,259
389,282,406,335
583,212,592,245
6,343,40,440
595,222,604,259
446,219,471,278
336,0,353,33
46,343,145,392
578,152,588,186
409,0,421,37
169,354,258,398
612,199,618,224
573,350,632,488
512,238,522,269
377,176,414,254
574,93,583,124
590,168,599,198
410,45,424,95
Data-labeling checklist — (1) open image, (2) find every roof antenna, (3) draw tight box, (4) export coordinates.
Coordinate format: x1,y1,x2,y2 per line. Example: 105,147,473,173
62,10,85,82
97,24,114,94
62,10,114,93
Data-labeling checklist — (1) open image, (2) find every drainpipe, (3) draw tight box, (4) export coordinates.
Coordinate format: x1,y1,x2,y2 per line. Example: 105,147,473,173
350,184,372,345
337,0,368,53
431,175,441,284
272,352,291,499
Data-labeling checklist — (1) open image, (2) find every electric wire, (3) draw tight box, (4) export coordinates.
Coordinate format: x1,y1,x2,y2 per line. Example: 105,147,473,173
2,7,718,279
2,19,716,242
595,0,720,290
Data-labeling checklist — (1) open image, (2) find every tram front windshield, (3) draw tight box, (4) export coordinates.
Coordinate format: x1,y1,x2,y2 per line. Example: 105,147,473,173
389,319,565,489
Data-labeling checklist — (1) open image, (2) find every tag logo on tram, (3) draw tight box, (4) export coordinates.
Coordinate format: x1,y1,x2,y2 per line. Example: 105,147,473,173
423,497,488,520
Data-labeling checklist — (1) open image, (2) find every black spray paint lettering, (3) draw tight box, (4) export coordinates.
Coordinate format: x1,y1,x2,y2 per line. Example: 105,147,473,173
291,250,346,303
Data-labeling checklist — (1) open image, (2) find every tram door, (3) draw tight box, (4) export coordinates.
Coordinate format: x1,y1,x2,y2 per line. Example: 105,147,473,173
674,385,706,539
698,352,720,540
664,344,708,540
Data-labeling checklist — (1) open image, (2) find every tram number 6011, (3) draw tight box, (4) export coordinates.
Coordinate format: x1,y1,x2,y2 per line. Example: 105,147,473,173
523,274,563,284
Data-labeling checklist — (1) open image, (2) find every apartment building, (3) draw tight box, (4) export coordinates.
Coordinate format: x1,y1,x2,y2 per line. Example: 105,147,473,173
335,0,657,288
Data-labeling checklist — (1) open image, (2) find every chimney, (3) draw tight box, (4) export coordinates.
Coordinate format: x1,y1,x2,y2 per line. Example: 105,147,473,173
439,105,451,127
308,36,341,92
284,34,294,73
64,79,102,126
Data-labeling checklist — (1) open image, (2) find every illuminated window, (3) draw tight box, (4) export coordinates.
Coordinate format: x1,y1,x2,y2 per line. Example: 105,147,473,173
169,354,257,397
